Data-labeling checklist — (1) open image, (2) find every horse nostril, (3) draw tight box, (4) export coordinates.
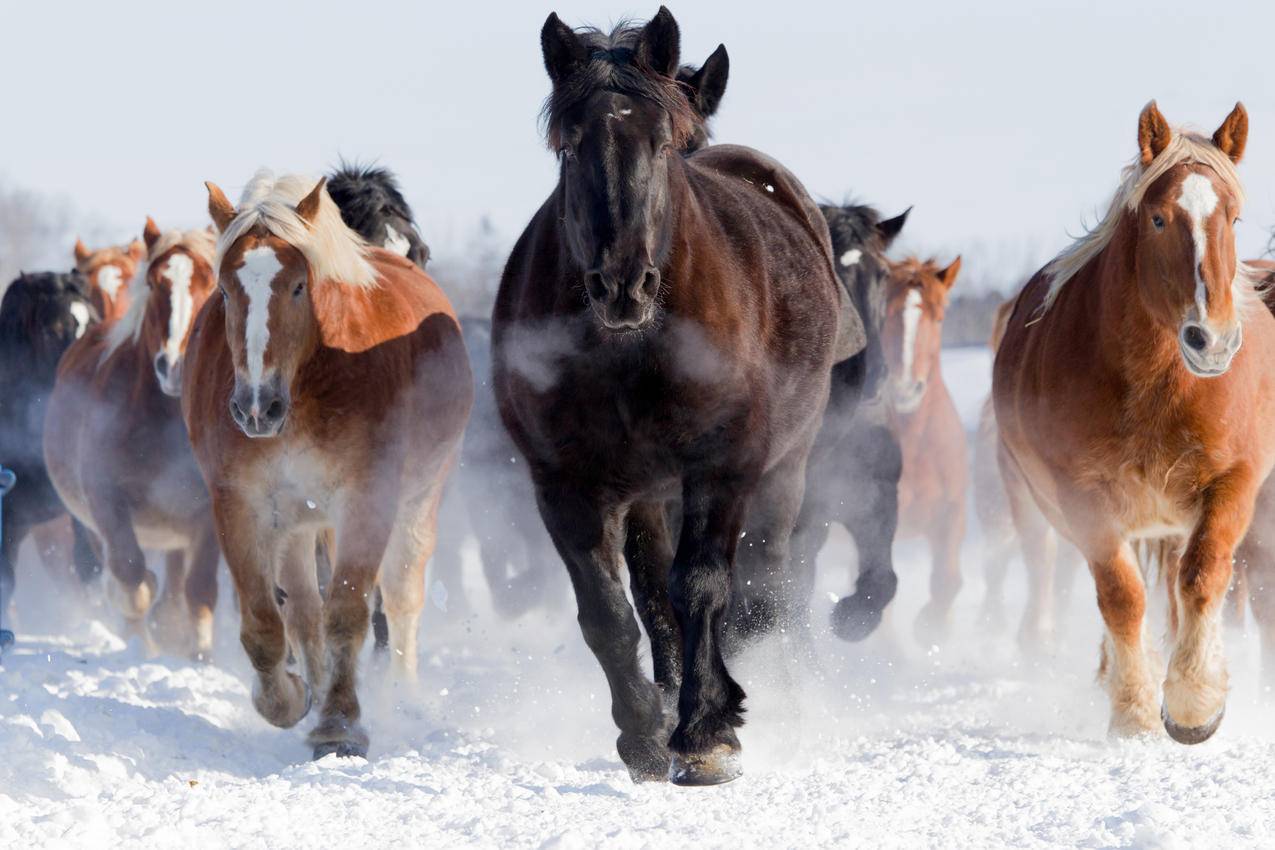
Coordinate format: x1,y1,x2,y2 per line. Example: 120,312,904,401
639,268,659,298
229,398,246,424
1183,325,1209,352
584,271,609,301
265,399,285,421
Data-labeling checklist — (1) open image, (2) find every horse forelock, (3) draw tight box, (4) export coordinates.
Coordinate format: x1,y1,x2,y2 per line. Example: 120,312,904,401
215,169,378,290
540,23,700,151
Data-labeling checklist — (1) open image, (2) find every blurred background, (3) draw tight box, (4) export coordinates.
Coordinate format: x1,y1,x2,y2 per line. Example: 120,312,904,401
2,0,1273,342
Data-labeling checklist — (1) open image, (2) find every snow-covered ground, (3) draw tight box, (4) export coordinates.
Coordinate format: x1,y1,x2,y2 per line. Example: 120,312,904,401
4,347,1275,849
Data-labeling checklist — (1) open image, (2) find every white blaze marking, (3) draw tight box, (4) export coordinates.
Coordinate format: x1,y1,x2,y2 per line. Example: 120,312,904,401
383,224,411,257
239,247,282,395
69,302,89,338
901,289,923,380
97,265,123,300
840,249,862,268
160,253,195,367
1177,172,1220,323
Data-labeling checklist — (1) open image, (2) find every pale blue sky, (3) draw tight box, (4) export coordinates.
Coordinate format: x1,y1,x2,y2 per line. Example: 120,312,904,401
3,0,1273,287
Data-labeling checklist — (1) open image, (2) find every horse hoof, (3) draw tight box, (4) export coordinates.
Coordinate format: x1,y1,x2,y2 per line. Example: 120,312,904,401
618,734,670,783
831,597,882,642
254,675,312,728
668,744,742,787
313,740,369,760
1161,702,1224,745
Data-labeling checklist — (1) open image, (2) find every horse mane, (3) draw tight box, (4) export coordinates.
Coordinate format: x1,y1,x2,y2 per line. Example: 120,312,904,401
540,21,700,151
215,169,377,289
102,228,216,361
1041,129,1248,312
326,162,431,268
820,203,885,256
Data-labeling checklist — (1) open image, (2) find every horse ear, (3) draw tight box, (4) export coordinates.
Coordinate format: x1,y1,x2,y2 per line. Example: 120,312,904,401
73,238,90,264
295,177,327,226
1137,100,1173,166
681,44,729,117
127,239,146,263
143,216,162,252
541,12,587,86
939,256,962,290
206,182,236,233
1212,102,1248,164
635,6,681,78
876,207,911,248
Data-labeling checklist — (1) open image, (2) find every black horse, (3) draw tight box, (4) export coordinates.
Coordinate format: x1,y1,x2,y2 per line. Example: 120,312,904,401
327,163,431,268
676,44,728,153
0,271,101,625
494,9,846,786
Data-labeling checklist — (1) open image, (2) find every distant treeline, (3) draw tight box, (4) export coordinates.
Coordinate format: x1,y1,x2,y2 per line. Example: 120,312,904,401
942,290,1013,349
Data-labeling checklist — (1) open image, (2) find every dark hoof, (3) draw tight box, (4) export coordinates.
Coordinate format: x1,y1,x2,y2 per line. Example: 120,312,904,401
617,735,671,783
313,740,369,760
669,744,742,787
1161,702,1224,745
831,596,883,642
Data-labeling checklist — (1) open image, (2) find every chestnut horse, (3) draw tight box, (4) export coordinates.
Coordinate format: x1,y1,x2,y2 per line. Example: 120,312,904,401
494,10,843,785
882,256,967,642
185,171,470,759
994,102,1273,744
46,220,220,657
74,237,144,323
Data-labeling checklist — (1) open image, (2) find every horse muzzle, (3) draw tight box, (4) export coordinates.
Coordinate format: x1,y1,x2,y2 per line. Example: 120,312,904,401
585,267,659,332
153,352,183,398
892,378,927,414
1179,319,1242,378
230,379,290,439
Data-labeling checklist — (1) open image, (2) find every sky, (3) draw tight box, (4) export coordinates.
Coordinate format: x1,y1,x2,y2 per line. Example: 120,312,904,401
3,0,1274,289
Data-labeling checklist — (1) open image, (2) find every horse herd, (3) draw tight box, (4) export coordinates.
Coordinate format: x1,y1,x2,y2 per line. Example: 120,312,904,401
3,6,1275,786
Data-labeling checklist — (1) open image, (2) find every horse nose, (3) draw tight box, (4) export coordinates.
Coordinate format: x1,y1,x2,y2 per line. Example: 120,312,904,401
229,382,289,438
1182,323,1210,353
154,351,170,380
585,267,659,329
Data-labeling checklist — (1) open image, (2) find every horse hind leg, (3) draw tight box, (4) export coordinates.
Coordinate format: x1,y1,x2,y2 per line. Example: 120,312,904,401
184,521,220,661
149,550,193,656
1239,526,1275,695
377,488,444,685
277,531,325,696
914,510,966,646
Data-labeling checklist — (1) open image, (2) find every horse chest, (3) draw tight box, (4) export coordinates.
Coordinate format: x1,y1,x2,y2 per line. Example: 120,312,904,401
248,444,341,530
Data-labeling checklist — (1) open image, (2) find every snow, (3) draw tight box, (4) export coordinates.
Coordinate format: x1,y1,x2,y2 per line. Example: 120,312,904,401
4,347,1275,848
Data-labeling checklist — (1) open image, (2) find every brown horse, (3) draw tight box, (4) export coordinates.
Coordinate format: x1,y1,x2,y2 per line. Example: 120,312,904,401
46,219,221,657
994,101,1273,744
495,10,844,785
74,237,144,323
184,171,471,759
882,256,967,642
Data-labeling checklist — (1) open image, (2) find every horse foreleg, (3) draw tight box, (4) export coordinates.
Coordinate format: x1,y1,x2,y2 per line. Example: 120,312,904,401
1001,444,1056,654
1163,470,1256,744
1090,540,1160,737
277,531,324,693
86,490,158,652
538,483,669,783
378,485,445,684
915,509,965,646
624,499,680,700
149,550,191,656
1238,522,1275,695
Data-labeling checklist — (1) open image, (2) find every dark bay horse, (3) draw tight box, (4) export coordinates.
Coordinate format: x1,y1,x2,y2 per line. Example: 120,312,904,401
74,237,144,323
46,221,221,657
327,164,431,268
884,256,968,642
995,102,1273,743
0,271,99,625
186,172,470,758
493,9,843,785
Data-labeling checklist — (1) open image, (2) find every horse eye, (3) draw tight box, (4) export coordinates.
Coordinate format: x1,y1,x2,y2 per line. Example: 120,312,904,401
293,282,305,298
1152,214,1165,231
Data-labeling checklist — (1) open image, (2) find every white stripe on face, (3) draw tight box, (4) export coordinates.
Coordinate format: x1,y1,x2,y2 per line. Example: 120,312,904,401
160,253,195,366
383,223,411,257
97,265,123,299
840,249,862,268
1177,172,1220,322
900,288,923,380
239,247,282,392
69,302,90,338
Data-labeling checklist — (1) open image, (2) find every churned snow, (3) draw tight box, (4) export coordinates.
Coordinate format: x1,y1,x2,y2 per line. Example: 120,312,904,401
3,347,1274,848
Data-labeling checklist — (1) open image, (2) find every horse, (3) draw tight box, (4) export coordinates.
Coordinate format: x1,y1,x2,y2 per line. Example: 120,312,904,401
880,256,967,642
993,101,1273,744
0,271,100,628
974,298,1083,645
676,44,729,153
780,202,908,643
493,9,844,785
185,171,471,758
74,237,145,323
45,220,221,657
327,164,431,268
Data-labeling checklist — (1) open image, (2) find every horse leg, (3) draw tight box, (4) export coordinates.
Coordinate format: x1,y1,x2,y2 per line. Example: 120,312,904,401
86,490,158,652
978,521,1016,633
538,483,669,783
71,518,102,585
1051,535,1084,637
915,508,965,645
624,499,680,702
831,423,901,641
1001,447,1057,653
308,497,393,759
668,475,752,786
149,550,191,655
184,520,220,661
215,494,310,730
378,485,445,684
1162,472,1256,743
1238,524,1275,694
31,517,75,589
277,531,325,694
1089,540,1160,736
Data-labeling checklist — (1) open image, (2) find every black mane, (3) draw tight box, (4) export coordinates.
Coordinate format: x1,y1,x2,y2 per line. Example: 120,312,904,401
327,163,430,269
540,22,699,150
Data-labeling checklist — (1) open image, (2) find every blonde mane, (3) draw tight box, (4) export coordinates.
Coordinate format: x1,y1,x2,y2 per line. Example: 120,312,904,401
1040,129,1247,313
214,169,377,289
101,228,217,364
